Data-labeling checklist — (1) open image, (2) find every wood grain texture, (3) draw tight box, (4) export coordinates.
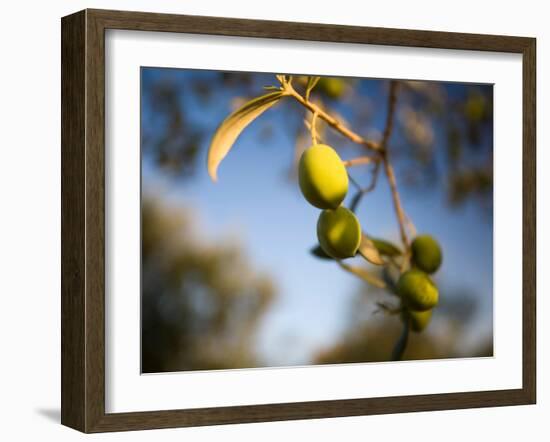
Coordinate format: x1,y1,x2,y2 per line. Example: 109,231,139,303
522,38,536,403
89,8,533,52
61,10,86,432
84,10,107,432
60,8,537,433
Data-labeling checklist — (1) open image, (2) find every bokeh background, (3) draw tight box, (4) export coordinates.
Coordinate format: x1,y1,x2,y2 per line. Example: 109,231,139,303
141,68,493,373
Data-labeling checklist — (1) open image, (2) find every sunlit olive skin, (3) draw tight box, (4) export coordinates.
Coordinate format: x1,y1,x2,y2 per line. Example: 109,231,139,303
397,269,439,311
317,207,361,259
403,308,433,333
299,144,348,209
411,235,442,274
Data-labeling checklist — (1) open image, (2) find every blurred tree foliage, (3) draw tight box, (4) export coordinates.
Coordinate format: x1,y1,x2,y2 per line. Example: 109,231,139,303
142,196,275,372
315,284,493,364
142,71,493,212
396,81,493,211
141,72,258,180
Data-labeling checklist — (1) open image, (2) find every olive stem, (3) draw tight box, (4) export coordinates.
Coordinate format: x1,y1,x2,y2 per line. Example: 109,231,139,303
383,159,409,251
381,81,399,147
281,76,416,362
381,81,414,360
284,77,409,252
391,316,410,361
405,213,418,238
343,157,375,167
310,111,320,144
281,76,416,361
348,162,381,213
380,81,409,252
282,81,383,154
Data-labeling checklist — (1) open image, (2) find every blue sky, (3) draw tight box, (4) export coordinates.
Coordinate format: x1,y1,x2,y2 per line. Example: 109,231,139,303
142,68,493,365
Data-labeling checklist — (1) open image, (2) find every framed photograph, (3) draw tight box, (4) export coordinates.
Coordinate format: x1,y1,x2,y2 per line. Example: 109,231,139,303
61,9,536,433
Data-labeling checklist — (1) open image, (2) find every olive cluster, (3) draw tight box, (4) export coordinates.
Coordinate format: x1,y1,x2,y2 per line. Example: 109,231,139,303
298,143,442,334
398,235,442,332
298,144,361,259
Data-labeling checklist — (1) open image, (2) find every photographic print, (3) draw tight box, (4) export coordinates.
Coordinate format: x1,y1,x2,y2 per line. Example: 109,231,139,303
61,10,535,431
140,69,494,374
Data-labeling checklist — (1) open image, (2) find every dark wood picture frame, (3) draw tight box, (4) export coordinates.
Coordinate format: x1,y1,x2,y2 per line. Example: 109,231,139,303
61,8,536,433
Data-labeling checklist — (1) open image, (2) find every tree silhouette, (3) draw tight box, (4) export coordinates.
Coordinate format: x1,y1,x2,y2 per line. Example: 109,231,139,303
142,196,275,372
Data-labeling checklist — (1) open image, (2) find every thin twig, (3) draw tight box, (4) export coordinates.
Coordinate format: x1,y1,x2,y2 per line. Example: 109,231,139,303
289,76,408,256
381,81,409,251
283,81,383,154
391,317,410,361
343,157,375,167
375,301,401,315
365,162,381,192
384,160,409,250
279,76,416,362
305,76,320,102
349,163,381,213
405,213,418,238
379,80,415,360
348,174,362,191
382,81,399,148
310,111,320,144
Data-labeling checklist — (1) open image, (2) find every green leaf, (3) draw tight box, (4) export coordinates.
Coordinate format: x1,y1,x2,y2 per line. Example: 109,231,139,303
338,261,386,289
357,235,385,266
371,238,402,257
310,245,334,260
207,91,286,181
305,76,321,100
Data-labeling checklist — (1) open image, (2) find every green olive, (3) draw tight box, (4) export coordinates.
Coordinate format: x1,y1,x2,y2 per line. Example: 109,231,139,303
465,93,486,122
411,235,442,274
404,308,433,332
317,77,346,99
397,269,439,311
317,206,361,259
299,144,348,209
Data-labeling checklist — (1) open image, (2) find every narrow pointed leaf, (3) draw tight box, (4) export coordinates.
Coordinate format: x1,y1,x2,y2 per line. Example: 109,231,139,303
208,91,285,181
305,76,321,100
338,261,386,288
371,238,402,257
357,234,385,265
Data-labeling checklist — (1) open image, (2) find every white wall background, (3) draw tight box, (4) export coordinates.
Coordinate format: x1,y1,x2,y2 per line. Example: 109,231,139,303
0,0,546,440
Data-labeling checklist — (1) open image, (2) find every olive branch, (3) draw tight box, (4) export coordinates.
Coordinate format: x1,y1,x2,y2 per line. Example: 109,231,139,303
207,74,441,361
